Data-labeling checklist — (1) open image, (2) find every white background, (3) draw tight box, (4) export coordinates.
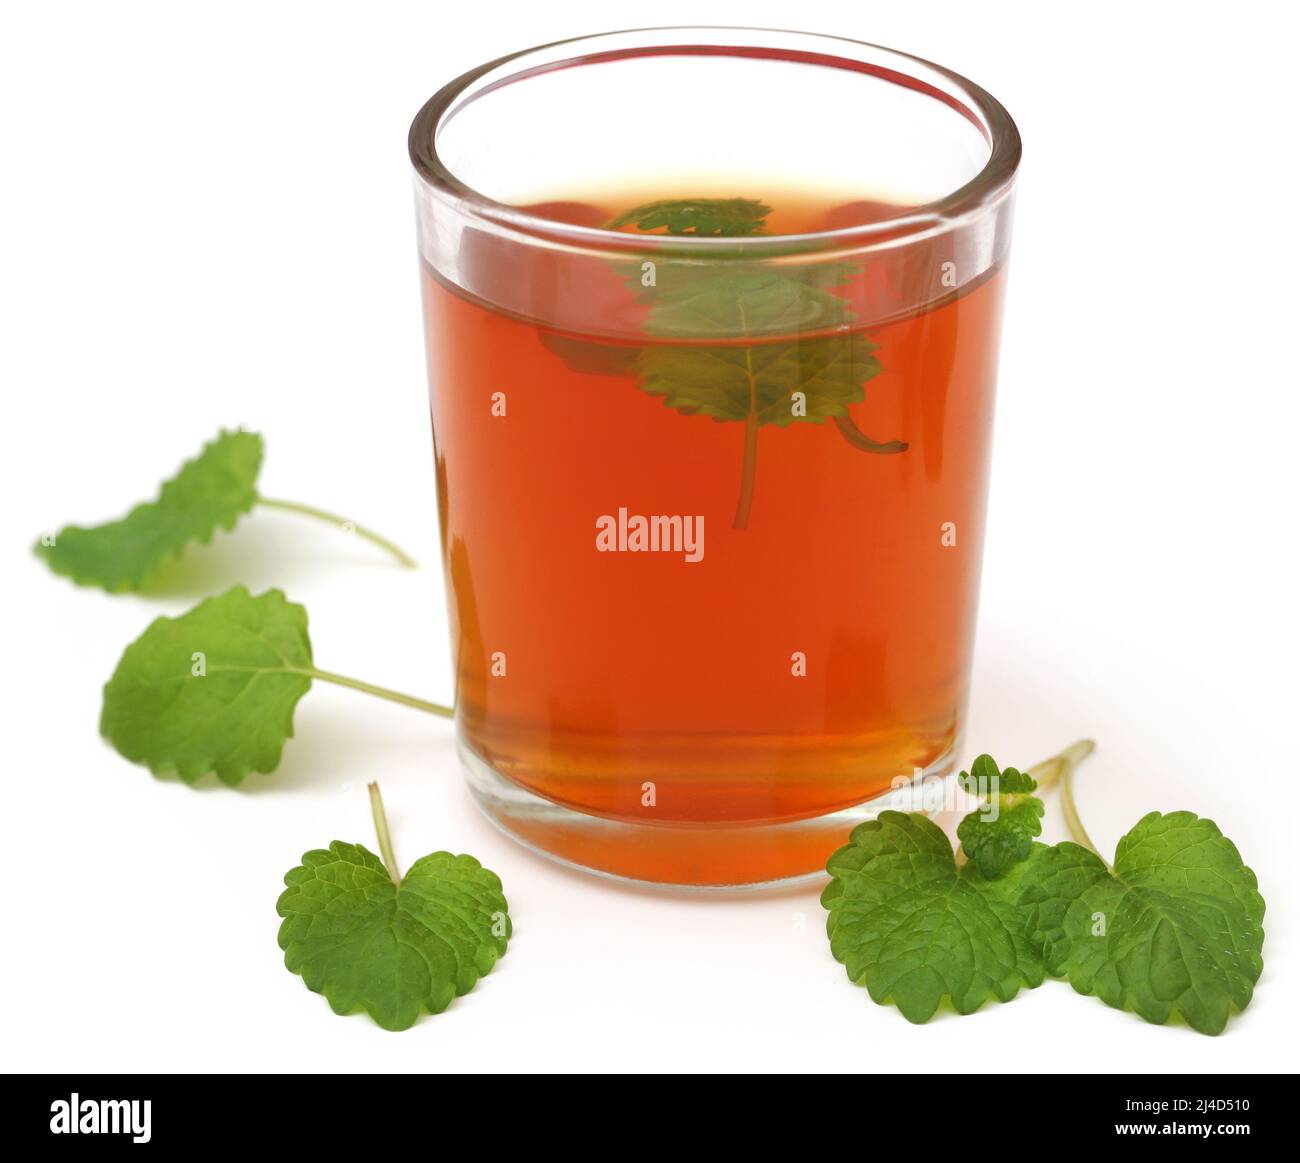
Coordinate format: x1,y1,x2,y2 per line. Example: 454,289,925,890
3,1,1296,1074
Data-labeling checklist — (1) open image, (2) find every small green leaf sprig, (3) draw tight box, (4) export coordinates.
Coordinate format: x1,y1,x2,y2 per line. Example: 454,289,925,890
35,429,415,592
100,584,451,785
824,741,1266,1035
277,782,510,1030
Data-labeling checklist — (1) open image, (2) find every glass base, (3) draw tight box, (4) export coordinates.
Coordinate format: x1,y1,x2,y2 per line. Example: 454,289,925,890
461,741,953,891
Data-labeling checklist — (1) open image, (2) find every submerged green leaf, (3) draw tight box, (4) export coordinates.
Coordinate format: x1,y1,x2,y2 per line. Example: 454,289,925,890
638,331,882,426
641,267,857,340
608,197,771,236
547,196,909,527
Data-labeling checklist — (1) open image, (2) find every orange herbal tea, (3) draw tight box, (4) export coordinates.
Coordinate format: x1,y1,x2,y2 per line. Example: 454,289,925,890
410,30,1020,887
420,192,1006,884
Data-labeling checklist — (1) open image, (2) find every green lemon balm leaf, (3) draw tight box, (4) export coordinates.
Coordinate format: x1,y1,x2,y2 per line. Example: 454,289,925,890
956,754,1045,878
546,198,908,530
639,332,882,427
100,585,452,786
608,197,771,236
642,267,859,340
100,585,313,785
959,753,1037,798
36,429,416,591
277,785,510,1031
822,812,1045,1023
637,263,900,529
37,429,263,591
277,846,509,1031
1020,812,1266,1035
957,798,1045,879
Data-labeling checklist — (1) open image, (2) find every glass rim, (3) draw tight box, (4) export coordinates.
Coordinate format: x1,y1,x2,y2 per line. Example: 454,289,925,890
409,26,1022,256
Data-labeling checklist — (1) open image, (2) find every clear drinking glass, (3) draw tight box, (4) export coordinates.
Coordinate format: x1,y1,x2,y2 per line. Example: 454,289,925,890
410,27,1020,888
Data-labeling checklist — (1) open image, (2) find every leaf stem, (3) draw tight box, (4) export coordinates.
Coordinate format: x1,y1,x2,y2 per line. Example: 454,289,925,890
257,495,417,567
734,412,760,530
368,782,401,884
833,415,909,454
732,299,760,531
1027,738,1095,792
1060,762,1106,864
1027,739,1106,863
309,668,453,718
